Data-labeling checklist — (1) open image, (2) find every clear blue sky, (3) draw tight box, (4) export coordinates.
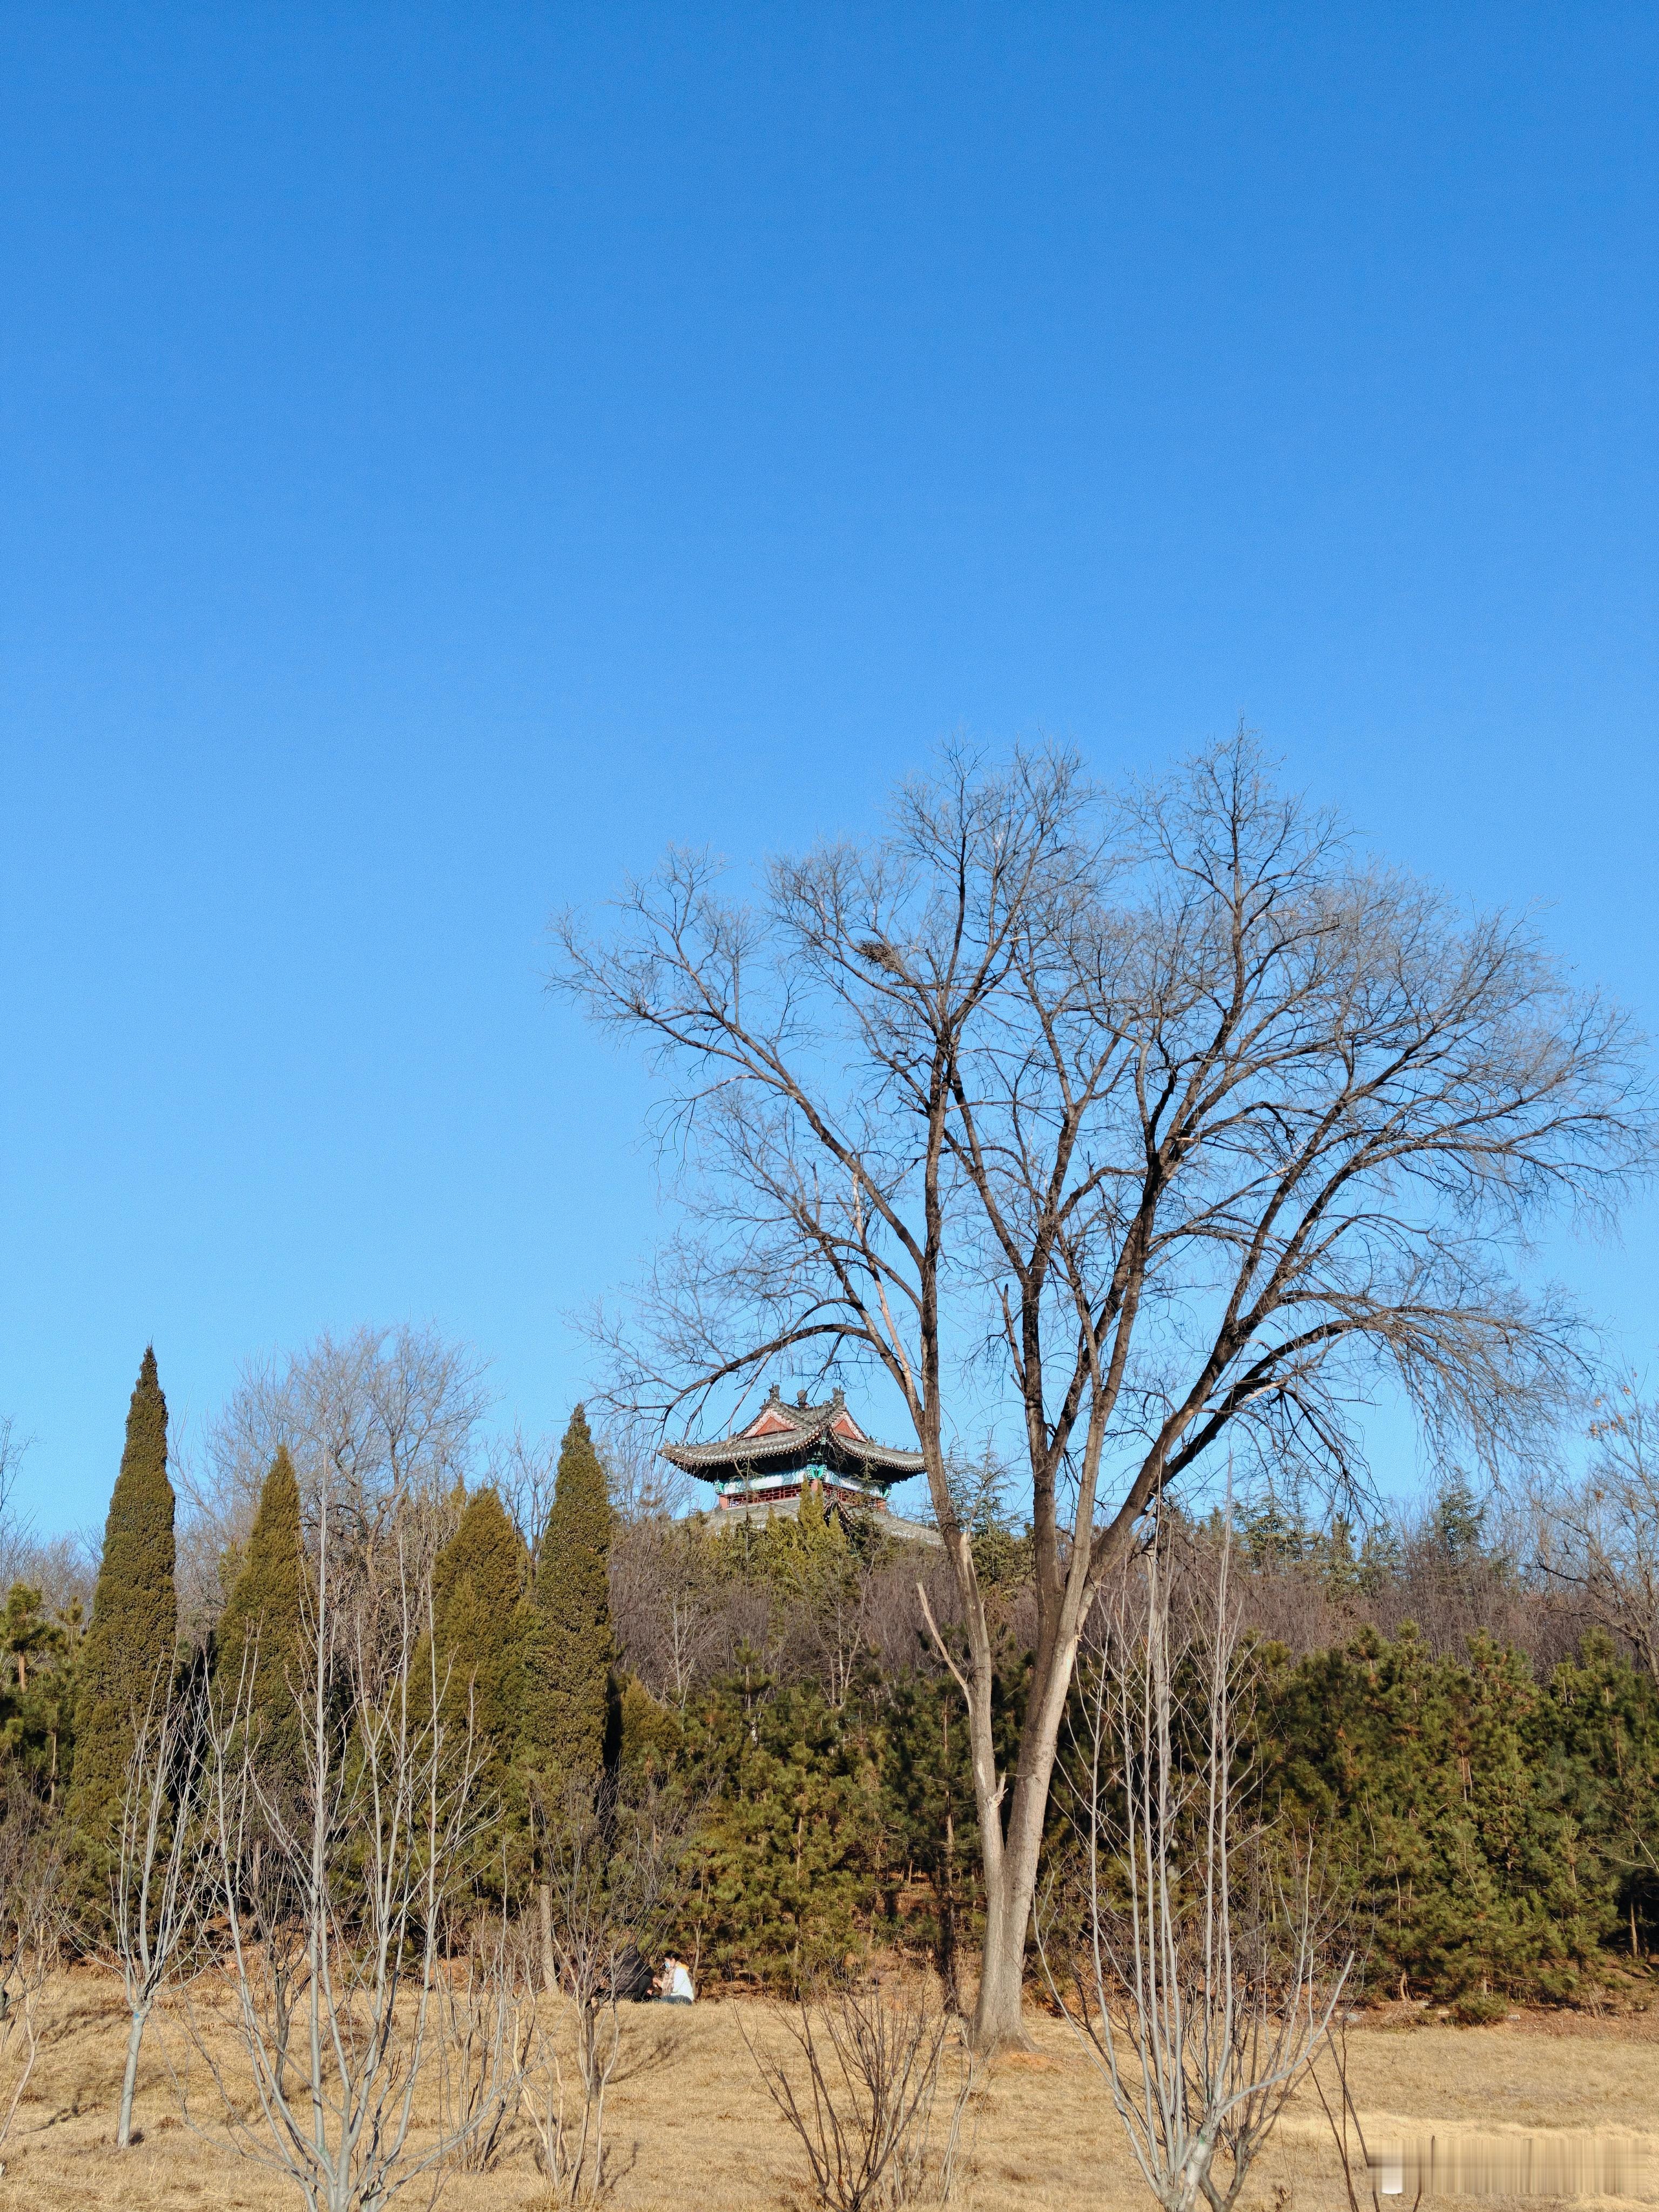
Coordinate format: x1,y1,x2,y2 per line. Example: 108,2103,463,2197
4,4,1656,1539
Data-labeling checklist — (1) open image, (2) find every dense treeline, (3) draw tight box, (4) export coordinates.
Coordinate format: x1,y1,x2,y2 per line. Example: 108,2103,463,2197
5,1346,1659,2017
604,1484,1659,2006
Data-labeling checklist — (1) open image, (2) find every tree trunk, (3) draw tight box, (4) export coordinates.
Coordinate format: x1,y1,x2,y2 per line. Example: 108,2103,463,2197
973,1882,1031,2049
538,1880,555,1995
968,1624,1081,2049
117,2002,148,2147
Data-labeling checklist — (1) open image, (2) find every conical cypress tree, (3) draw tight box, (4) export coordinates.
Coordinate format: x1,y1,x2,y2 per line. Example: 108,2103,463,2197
68,1348,178,1856
520,1406,613,1782
428,1486,529,1797
214,1446,305,1785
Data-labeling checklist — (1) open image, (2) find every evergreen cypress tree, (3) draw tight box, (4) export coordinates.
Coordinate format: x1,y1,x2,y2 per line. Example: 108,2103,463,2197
428,1486,529,1798
68,1348,178,1857
521,1406,613,1782
213,1447,305,1784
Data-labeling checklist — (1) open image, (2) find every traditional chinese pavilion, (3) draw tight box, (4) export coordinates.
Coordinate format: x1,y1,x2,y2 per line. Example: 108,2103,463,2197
660,1386,938,1541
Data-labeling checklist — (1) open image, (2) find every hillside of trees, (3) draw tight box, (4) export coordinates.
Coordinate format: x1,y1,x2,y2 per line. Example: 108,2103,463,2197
5,1334,1658,2024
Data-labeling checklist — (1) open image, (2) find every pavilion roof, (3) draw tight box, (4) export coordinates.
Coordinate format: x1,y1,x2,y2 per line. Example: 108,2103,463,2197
660,1387,926,1480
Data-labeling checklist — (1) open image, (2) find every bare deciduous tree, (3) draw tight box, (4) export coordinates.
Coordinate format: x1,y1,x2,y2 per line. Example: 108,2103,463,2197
743,1979,975,2212
1534,1387,1659,1682
608,1518,728,1709
177,1323,490,1628
0,1782,59,2166
494,1417,692,1580
487,1423,562,1572
111,1665,211,2148
525,1774,684,2205
1309,2020,1421,2212
434,1906,526,2177
596,1415,695,1525
0,1416,28,1566
194,1476,503,2211
1041,1535,1350,2212
552,734,1649,2045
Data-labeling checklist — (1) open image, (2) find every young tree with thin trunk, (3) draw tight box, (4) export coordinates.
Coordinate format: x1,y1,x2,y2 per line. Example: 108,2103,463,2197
524,1771,684,2205
195,1471,502,2210
1040,1535,1348,2212
0,1784,59,2164
552,734,1650,2047
744,1978,974,2212
111,1665,208,2147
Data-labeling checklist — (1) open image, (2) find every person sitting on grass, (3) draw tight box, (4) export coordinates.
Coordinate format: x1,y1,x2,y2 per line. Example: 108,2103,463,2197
653,1951,695,2005
609,1942,656,2002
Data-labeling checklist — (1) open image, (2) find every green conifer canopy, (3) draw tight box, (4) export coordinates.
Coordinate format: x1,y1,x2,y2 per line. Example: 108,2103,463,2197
428,1485,528,1785
214,1446,305,1780
520,1405,613,1782
68,1347,178,1851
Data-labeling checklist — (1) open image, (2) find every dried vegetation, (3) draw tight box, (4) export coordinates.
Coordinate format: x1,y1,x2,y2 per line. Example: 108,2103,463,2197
0,1974,1655,2212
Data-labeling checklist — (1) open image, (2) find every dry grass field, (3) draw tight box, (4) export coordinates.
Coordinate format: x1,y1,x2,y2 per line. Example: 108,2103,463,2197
1,1972,1655,2212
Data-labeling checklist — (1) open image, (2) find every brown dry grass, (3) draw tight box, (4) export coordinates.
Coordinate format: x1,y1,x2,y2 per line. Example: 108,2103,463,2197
0,1972,1655,2212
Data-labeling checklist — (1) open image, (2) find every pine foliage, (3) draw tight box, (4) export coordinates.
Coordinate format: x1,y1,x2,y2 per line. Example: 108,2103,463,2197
213,1446,305,1783
680,1669,882,1988
35,1358,1659,2006
67,1347,178,1854
1262,1623,1659,2000
428,1486,528,1794
0,1583,80,1804
521,1406,613,1782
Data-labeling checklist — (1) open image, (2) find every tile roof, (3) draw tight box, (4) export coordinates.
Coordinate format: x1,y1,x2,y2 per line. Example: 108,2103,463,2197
660,1390,926,1479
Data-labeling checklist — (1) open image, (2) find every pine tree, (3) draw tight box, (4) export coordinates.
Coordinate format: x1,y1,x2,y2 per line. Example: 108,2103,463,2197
213,1447,305,1785
1322,1514,1361,1598
1259,1621,1630,2002
681,1675,882,1988
753,1485,847,1598
521,1406,614,1783
1,1584,80,1808
1431,1479,1486,1563
68,1348,178,1858
2,1584,63,1695
428,1486,529,1798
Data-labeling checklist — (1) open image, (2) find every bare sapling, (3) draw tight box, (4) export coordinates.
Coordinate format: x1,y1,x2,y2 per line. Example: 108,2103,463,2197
525,1772,684,2205
112,1663,210,2148
1308,2019,1422,2212
434,1902,527,2176
1040,1533,1350,2212
195,1476,505,2211
1534,1387,1659,1683
0,1782,59,2167
743,1978,976,2212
